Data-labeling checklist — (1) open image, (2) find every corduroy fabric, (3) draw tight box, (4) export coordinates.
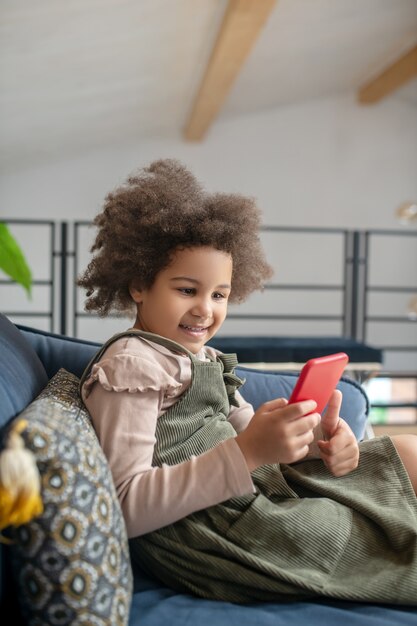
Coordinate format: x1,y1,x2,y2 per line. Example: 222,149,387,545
84,330,417,605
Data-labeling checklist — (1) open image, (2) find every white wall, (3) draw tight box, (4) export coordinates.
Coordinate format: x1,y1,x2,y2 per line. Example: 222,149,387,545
1,94,416,371
1,94,416,229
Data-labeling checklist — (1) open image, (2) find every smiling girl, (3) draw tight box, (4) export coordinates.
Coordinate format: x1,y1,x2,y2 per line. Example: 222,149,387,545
129,246,232,353
78,159,417,605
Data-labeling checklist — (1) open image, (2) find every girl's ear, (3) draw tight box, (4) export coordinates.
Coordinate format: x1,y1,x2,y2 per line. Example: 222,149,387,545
129,283,143,303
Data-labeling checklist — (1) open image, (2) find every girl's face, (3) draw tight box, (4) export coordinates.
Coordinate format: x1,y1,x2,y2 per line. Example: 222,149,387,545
130,246,232,354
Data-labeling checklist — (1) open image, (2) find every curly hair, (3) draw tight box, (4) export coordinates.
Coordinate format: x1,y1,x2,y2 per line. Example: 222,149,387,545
78,159,273,316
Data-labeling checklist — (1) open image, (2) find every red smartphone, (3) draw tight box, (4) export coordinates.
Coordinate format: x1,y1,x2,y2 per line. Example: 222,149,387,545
288,352,349,414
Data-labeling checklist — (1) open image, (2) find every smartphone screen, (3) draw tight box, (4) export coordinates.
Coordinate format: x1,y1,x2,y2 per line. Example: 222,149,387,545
288,352,349,414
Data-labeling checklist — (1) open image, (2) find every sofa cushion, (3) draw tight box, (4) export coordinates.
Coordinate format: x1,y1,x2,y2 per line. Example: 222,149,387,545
4,369,132,625
0,314,48,429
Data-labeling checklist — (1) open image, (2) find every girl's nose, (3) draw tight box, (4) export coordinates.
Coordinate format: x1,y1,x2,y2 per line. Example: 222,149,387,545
191,298,212,319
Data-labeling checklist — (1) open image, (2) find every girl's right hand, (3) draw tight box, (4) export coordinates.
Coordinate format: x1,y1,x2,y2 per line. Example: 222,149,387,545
235,397,320,471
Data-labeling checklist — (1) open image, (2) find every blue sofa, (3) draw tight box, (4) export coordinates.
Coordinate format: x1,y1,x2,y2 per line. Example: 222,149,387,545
1,313,416,625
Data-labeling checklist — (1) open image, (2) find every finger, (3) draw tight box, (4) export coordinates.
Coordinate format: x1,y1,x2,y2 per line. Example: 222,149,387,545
324,389,342,417
262,397,288,411
318,440,359,472
296,429,316,448
266,399,317,422
291,412,321,437
318,440,355,462
321,389,342,439
318,421,354,454
325,457,359,477
285,400,318,420
290,431,316,459
317,428,352,454
291,444,311,463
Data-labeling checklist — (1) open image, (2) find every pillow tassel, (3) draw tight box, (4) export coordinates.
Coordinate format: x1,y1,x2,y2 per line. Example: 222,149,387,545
0,419,43,541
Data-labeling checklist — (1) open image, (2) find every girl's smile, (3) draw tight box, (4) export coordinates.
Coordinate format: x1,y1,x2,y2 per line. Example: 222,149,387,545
130,246,232,354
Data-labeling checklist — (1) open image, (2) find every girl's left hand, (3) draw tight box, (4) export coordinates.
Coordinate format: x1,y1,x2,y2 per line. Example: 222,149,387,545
317,389,360,477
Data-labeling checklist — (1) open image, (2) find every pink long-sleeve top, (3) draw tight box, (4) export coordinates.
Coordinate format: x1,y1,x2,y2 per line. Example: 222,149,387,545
81,334,256,538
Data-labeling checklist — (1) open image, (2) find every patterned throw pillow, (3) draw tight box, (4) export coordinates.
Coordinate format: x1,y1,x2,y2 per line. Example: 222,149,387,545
7,369,132,626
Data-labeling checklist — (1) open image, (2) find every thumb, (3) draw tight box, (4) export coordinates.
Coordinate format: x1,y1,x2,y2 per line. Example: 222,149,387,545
321,389,342,439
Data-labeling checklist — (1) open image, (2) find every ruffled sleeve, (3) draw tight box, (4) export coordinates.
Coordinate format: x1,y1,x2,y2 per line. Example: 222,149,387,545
82,353,183,399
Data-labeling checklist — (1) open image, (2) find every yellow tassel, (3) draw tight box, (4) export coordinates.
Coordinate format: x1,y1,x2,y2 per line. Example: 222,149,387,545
0,419,43,541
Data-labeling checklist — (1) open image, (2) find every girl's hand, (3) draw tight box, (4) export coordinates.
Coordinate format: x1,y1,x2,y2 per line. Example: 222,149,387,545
235,397,320,471
317,389,360,477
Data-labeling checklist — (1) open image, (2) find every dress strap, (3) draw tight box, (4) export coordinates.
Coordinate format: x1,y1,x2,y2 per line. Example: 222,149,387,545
216,352,246,407
78,329,196,393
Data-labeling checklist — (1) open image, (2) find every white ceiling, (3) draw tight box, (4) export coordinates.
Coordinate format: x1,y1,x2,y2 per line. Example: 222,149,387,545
1,0,417,172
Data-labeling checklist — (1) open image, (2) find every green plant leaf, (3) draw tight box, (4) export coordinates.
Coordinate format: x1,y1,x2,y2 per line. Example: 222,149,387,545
0,223,32,297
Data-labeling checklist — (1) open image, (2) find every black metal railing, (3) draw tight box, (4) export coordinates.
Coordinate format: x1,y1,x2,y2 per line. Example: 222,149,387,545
1,219,416,373
363,229,417,351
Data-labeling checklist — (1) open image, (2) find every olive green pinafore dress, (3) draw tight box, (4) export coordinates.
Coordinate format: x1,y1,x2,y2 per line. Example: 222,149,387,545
82,330,417,605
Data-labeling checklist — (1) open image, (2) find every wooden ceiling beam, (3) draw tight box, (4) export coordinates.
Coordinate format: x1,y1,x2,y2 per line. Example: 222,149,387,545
183,0,277,141
358,43,417,104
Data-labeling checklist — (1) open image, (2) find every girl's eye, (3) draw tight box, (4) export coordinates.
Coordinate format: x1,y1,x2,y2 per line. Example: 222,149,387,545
179,288,195,296
213,292,227,300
